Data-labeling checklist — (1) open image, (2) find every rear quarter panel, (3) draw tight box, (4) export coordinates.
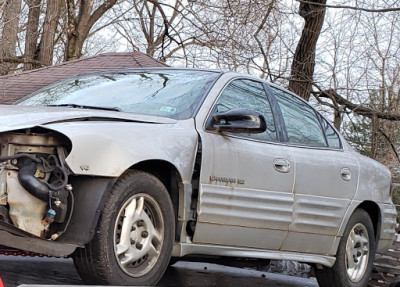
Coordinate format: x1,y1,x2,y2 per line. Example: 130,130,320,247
353,153,392,203
341,152,397,253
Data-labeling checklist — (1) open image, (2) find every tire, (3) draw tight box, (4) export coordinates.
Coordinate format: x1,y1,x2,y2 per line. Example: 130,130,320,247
72,170,175,286
315,209,375,287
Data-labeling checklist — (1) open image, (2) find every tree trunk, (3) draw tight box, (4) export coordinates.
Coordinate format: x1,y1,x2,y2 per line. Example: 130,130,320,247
65,0,88,61
65,0,117,61
24,0,41,71
0,0,22,75
333,109,342,131
288,0,327,101
38,0,62,66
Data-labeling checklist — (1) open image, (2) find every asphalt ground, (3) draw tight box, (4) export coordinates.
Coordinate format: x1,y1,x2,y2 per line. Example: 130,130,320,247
0,256,319,287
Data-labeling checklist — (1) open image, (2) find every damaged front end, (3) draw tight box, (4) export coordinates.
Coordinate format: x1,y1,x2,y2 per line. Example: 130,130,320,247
0,127,76,256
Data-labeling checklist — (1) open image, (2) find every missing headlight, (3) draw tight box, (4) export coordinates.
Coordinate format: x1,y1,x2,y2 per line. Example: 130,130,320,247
0,128,72,238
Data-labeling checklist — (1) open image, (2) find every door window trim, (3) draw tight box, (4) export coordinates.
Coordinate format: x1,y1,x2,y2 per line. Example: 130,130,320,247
265,83,344,151
203,77,283,144
202,76,344,151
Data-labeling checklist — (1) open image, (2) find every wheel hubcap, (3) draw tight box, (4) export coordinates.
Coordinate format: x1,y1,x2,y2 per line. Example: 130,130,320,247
345,223,369,282
114,194,164,277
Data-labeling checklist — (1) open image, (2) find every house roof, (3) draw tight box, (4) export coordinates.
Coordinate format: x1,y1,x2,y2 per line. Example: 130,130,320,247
0,52,168,104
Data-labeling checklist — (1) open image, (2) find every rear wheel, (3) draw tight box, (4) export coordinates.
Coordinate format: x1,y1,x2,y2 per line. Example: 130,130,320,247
73,170,175,286
315,209,375,287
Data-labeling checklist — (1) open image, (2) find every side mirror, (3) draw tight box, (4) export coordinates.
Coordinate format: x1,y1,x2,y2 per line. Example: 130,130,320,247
211,109,266,134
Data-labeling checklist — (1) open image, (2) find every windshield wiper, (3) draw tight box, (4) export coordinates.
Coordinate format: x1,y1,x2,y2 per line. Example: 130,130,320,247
48,104,121,112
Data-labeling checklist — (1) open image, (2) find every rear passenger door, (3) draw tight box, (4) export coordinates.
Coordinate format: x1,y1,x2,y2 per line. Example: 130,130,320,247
270,86,359,255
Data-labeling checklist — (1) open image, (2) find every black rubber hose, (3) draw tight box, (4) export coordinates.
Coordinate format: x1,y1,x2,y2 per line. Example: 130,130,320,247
17,157,49,202
44,165,68,191
0,154,41,163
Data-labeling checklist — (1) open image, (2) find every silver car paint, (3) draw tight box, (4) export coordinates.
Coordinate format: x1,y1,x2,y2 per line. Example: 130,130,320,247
173,243,336,267
193,73,295,251
269,83,397,255
193,134,296,250
0,105,176,132
45,119,198,181
353,153,392,203
280,145,359,255
0,105,197,182
376,203,398,251
193,72,396,258
339,146,397,253
193,74,348,256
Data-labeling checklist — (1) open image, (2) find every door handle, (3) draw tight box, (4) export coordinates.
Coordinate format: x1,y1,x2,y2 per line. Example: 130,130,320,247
274,159,290,173
341,168,351,181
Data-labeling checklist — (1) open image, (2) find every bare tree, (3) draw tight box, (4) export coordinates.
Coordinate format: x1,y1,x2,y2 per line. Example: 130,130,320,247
24,0,41,70
111,0,207,63
0,0,22,75
0,0,125,71
38,0,62,66
174,0,283,74
65,0,118,61
313,3,400,171
288,0,327,101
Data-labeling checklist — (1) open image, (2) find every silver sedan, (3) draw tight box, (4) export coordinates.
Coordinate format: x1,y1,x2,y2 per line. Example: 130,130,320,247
0,68,397,287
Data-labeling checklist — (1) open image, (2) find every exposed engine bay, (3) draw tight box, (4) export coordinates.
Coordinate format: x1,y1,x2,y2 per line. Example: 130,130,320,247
0,128,72,240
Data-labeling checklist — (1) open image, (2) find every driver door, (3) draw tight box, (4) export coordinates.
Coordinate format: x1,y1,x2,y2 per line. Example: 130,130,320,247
193,78,295,250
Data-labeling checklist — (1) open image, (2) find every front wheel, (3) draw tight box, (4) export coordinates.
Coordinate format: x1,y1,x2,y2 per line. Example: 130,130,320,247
315,209,375,287
73,170,175,286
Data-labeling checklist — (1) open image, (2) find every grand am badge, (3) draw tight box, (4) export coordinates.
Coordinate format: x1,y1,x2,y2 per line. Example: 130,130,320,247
210,176,244,184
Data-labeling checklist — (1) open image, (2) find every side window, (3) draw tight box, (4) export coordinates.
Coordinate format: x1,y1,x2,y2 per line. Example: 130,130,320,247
214,79,277,142
318,114,342,149
272,87,327,147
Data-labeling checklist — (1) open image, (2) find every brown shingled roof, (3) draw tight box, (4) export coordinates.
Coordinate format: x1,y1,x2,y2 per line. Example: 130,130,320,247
0,52,168,104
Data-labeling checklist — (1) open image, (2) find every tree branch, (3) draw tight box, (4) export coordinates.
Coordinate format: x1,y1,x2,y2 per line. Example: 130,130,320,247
253,0,276,82
378,128,400,164
87,0,118,30
1,56,45,66
296,0,400,13
316,89,400,121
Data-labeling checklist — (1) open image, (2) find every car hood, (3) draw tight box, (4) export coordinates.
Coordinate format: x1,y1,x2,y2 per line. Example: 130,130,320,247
0,105,176,132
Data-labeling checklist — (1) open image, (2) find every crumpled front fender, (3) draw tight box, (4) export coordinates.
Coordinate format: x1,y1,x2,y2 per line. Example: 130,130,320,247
44,119,198,183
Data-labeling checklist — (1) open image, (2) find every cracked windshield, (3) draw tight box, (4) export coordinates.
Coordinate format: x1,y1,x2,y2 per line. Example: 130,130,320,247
18,70,219,120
